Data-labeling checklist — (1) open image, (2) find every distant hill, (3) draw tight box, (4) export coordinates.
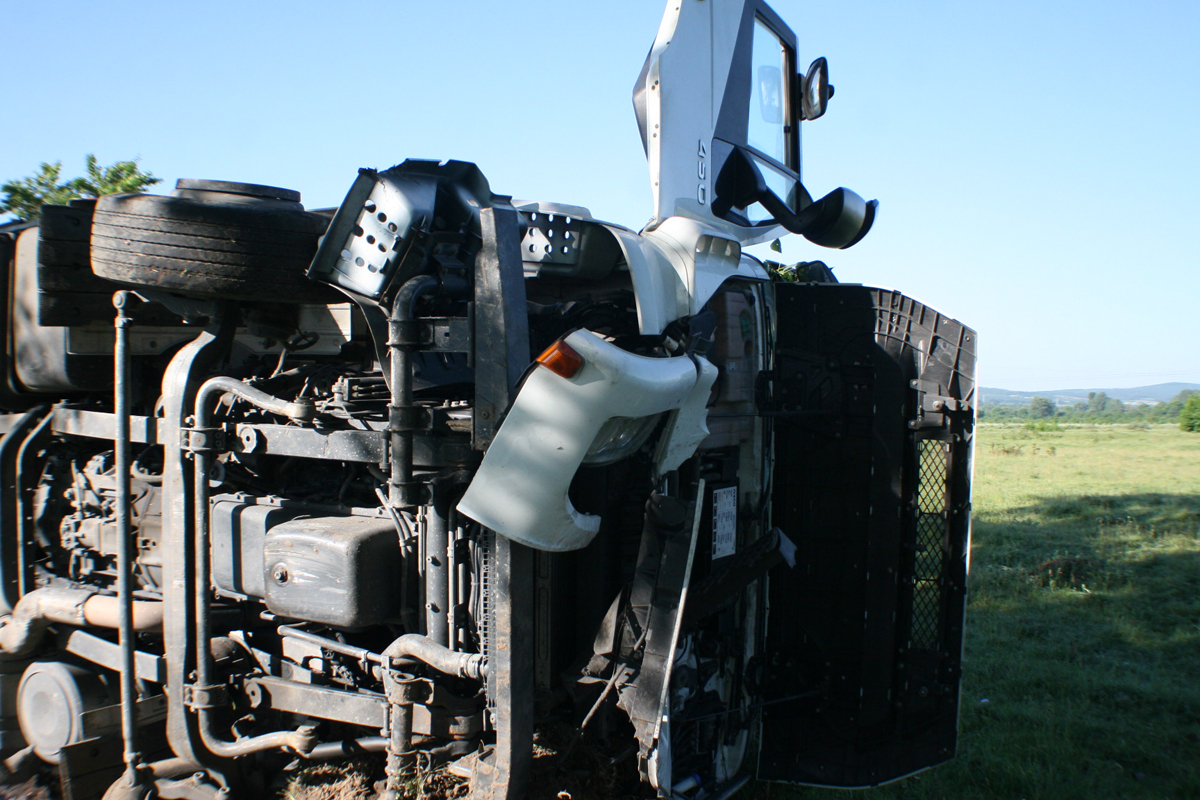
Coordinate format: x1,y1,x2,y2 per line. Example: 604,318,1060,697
981,382,1200,407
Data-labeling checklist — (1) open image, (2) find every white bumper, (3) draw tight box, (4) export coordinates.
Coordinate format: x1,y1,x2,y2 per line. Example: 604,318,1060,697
457,329,717,551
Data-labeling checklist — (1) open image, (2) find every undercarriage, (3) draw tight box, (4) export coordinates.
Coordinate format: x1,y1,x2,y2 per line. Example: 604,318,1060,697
0,2,976,798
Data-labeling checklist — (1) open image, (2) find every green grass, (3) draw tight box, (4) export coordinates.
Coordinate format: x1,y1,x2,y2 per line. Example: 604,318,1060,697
750,424,1200,800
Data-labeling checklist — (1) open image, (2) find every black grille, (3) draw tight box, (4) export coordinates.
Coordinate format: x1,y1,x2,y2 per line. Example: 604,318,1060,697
911,440,949,650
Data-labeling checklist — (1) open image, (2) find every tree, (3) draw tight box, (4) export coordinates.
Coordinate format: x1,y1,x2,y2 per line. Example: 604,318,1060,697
1029,396,1056,418
1,154,160,221
1181,394,1200,433
0,162,80,219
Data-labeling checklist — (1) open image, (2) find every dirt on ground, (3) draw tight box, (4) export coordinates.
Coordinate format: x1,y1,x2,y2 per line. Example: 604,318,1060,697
525,724,642,800
0,778,50,800
281,724,643,800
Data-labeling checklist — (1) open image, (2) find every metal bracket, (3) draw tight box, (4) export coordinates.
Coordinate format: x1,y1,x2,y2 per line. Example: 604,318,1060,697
388,406,433,433
387,319,424,347
382,670,434,704
153,772,228,800
397,677,434,705
183,683,229,710
180,426,226,453
909,379,959,429
423,317,472,353
389,481,431,507
387,317,472,352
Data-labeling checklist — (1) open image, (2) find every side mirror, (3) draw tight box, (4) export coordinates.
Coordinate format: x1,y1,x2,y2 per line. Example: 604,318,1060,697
800,57,834,121
712,148,876,249
796,186,876,249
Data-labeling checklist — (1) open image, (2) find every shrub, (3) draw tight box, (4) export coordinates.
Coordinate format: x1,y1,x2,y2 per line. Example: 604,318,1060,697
1181,394,1200,432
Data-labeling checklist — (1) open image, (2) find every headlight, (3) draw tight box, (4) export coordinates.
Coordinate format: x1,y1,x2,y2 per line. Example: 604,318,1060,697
583,414,662,466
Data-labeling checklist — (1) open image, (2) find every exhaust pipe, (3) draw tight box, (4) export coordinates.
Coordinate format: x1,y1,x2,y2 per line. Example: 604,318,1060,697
0,589,163,659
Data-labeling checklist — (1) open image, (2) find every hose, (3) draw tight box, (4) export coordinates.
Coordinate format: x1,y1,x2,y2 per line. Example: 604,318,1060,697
379,632,486,796
191,377,319,758
194,376,315,424
388,275,439,508
0,588,163,659
382,633,487,681
304,737,388,760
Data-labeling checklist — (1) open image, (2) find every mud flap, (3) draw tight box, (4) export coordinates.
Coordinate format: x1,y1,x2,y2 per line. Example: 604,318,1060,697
758,284,975,787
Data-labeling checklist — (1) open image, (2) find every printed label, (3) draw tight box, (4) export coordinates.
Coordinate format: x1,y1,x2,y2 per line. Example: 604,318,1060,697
712,485,738,559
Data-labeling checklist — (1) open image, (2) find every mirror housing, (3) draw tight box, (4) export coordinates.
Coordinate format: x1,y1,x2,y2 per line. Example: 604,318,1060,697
798,186,876,249
799,57,834,121
712,148,876,249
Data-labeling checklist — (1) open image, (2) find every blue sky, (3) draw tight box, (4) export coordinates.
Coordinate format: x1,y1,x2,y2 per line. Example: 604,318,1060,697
3,0,1197,391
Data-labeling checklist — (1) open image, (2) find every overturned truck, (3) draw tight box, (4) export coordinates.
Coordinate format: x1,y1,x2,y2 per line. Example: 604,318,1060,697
0,1,976,798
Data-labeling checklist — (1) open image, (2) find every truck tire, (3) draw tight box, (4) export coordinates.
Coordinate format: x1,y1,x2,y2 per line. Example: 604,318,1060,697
90,181,338,303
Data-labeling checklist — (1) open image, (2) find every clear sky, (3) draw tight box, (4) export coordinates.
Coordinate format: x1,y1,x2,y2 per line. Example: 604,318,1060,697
3,0,1197,391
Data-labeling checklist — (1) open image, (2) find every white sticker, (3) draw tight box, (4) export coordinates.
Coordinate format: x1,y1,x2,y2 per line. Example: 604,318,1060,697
712,486,738,559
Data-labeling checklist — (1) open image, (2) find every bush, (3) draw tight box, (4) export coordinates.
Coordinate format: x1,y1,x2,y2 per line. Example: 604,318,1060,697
1181,394,1200,432
1029,396,1056,418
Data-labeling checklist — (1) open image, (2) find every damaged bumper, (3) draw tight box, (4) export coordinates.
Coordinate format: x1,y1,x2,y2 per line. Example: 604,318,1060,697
457,328,717,551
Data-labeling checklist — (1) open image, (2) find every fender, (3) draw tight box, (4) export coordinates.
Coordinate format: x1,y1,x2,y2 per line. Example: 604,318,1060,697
457,329,716,551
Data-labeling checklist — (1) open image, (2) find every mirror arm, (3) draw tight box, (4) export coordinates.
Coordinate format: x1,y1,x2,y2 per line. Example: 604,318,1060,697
759,182,877,250
756,186,824,235
712,148,876,249
711,147,827,235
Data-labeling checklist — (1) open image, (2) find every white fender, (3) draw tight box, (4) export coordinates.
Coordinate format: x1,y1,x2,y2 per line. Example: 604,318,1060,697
457,329,713,551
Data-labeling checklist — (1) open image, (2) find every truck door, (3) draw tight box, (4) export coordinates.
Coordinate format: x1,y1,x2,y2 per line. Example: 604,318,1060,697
759,282,976,787
635,0,804,242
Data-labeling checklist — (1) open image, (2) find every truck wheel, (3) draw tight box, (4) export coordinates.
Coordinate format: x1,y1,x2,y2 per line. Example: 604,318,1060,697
90,180,338,303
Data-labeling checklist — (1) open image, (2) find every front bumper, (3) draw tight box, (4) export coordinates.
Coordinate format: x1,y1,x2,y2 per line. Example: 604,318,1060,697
457,329,717,551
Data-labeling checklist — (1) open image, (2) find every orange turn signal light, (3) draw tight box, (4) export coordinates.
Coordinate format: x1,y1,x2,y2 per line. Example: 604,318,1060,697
536,339,584,379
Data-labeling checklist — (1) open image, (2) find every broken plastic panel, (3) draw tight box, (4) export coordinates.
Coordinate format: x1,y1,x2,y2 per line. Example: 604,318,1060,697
516,202,623,280
308,168,437,300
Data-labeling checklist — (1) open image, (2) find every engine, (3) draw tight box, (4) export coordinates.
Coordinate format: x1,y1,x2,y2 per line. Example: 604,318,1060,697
55,449,164,591
0,159,777,800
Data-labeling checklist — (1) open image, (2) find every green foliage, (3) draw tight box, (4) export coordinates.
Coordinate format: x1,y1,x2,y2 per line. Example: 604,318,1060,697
1,154,160,221
980,389,1197,426
1180,393,1200,432
1028,395,1056,418
0,161,80,220
765,259,836,283
765,260,800,282
73,154,161,199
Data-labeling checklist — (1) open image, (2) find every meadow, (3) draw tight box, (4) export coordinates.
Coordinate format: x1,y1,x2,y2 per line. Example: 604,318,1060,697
753,424,1200,800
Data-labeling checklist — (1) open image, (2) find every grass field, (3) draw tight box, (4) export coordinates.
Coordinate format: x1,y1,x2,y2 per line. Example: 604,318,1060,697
751,424,1200,800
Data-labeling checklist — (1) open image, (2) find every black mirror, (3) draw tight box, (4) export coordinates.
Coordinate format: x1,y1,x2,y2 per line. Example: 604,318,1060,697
713,148,875,249
796,186,876,249
801,57,834,121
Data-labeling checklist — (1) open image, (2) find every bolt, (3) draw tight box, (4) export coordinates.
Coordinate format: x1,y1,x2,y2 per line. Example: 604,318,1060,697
272,564,289,584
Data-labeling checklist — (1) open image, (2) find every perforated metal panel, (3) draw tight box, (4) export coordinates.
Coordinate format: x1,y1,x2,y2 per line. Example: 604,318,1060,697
910,439,950,651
